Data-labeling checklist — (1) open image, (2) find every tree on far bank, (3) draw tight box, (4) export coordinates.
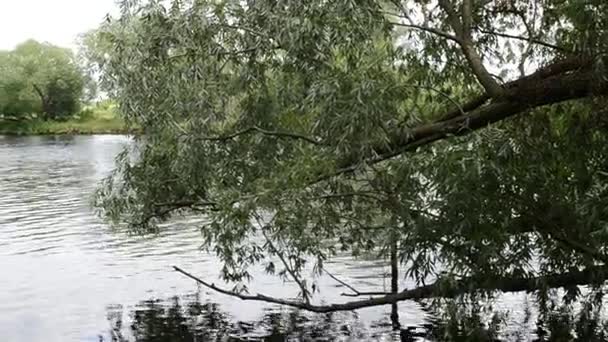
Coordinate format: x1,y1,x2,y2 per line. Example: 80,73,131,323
0,40,86,120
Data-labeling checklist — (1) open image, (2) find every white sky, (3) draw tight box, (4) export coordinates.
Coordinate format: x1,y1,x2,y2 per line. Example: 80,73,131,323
0,0,119,51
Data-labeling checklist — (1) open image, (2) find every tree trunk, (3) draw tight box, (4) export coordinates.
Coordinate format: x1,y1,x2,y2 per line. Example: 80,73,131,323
390,238,400,331
32,84,51,120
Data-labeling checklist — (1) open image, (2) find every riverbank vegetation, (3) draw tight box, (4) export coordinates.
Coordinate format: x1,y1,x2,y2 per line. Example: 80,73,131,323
0,101,127,135
93,0,608,339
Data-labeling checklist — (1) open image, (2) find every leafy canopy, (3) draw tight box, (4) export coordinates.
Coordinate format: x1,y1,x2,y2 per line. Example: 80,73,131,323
94,0,608,312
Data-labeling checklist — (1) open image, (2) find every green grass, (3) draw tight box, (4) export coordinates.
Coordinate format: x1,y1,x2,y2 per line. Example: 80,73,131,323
0,104,134,135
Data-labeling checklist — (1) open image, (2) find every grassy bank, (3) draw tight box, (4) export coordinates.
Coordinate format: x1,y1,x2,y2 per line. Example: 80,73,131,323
0,104,133,135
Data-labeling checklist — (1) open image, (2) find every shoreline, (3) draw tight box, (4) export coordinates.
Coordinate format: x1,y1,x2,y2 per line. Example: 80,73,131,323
0,117,136,136
0,129,135,136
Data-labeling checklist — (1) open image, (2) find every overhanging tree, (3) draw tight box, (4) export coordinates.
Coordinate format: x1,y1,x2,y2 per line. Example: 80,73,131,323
94,0,608,326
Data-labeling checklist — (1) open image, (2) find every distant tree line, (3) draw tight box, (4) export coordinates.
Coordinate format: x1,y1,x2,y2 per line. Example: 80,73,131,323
0,40,93,121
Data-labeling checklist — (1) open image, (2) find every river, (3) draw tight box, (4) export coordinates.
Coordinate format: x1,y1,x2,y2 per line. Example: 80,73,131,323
0,135,536,342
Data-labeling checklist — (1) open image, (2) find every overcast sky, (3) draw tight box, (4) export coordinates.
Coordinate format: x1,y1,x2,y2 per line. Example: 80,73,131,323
0,0,119,51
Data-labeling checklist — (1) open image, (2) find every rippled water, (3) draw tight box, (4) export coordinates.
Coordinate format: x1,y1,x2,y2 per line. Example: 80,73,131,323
0,135,442,342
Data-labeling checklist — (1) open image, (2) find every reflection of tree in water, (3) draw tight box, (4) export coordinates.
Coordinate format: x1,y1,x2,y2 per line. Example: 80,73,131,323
101,294,372,342
101,292,608,342
419,292,608,342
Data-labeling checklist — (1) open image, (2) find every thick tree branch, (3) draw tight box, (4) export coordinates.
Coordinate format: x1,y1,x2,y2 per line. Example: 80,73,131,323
174,264,608,313
438,0,504,97
325,58,605,181
437,93,490,122
32,83,51,118
461,0,473,36
403,85,467,117
32,84,45,101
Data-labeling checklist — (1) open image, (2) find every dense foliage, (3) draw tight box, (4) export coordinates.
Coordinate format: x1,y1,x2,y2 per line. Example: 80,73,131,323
0,40,89,120
94,0,608,328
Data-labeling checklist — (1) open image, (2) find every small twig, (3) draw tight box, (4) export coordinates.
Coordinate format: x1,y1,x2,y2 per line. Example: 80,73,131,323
261,229,311,304
436,93,490,122
195,126,323,146
397,84,467,117
131,200,216,227
478,29,568,52
168,46,261,60
389,22,461,43
254,212,311,304
307,191,385,203
218,23,268,39
323,267,390,297
548,232,608,265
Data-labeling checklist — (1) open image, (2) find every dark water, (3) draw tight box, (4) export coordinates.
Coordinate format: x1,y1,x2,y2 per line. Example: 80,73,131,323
0,135,444,342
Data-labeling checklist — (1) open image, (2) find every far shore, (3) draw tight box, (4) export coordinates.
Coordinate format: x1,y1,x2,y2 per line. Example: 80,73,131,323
0,113,136,136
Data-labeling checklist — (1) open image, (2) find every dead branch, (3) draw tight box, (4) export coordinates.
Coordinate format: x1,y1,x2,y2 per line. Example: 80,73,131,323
322,267,390,297
174,264,608,313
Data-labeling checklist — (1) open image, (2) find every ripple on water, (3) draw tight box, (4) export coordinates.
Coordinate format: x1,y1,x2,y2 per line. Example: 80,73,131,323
0,135,483,342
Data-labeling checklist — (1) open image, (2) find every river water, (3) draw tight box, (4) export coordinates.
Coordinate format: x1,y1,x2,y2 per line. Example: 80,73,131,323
0,135,533,342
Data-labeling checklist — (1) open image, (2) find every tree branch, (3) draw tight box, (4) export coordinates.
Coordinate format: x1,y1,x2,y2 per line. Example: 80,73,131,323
307,191,385,203
436,93,490,122
168,46,262,60
195,126,323,146
261,229,311,304
400,84,468,117
32,84,45,101
32,83,50,118
389,22,461,43
479,29,568,52
320,57,605,182
132,200,217,227
552,234,608,264
174,264,608,313
438,0,504,97
461,0,473,36
322,267,390,297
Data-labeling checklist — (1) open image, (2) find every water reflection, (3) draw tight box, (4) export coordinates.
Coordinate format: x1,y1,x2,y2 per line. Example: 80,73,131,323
99,293,608,342
101,293,377,342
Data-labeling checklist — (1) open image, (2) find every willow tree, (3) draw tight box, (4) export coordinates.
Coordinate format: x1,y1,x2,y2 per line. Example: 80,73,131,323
0,40,86,120
95,0,608,329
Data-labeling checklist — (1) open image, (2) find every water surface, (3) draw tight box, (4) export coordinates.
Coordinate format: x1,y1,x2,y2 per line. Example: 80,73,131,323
0,135,436,342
